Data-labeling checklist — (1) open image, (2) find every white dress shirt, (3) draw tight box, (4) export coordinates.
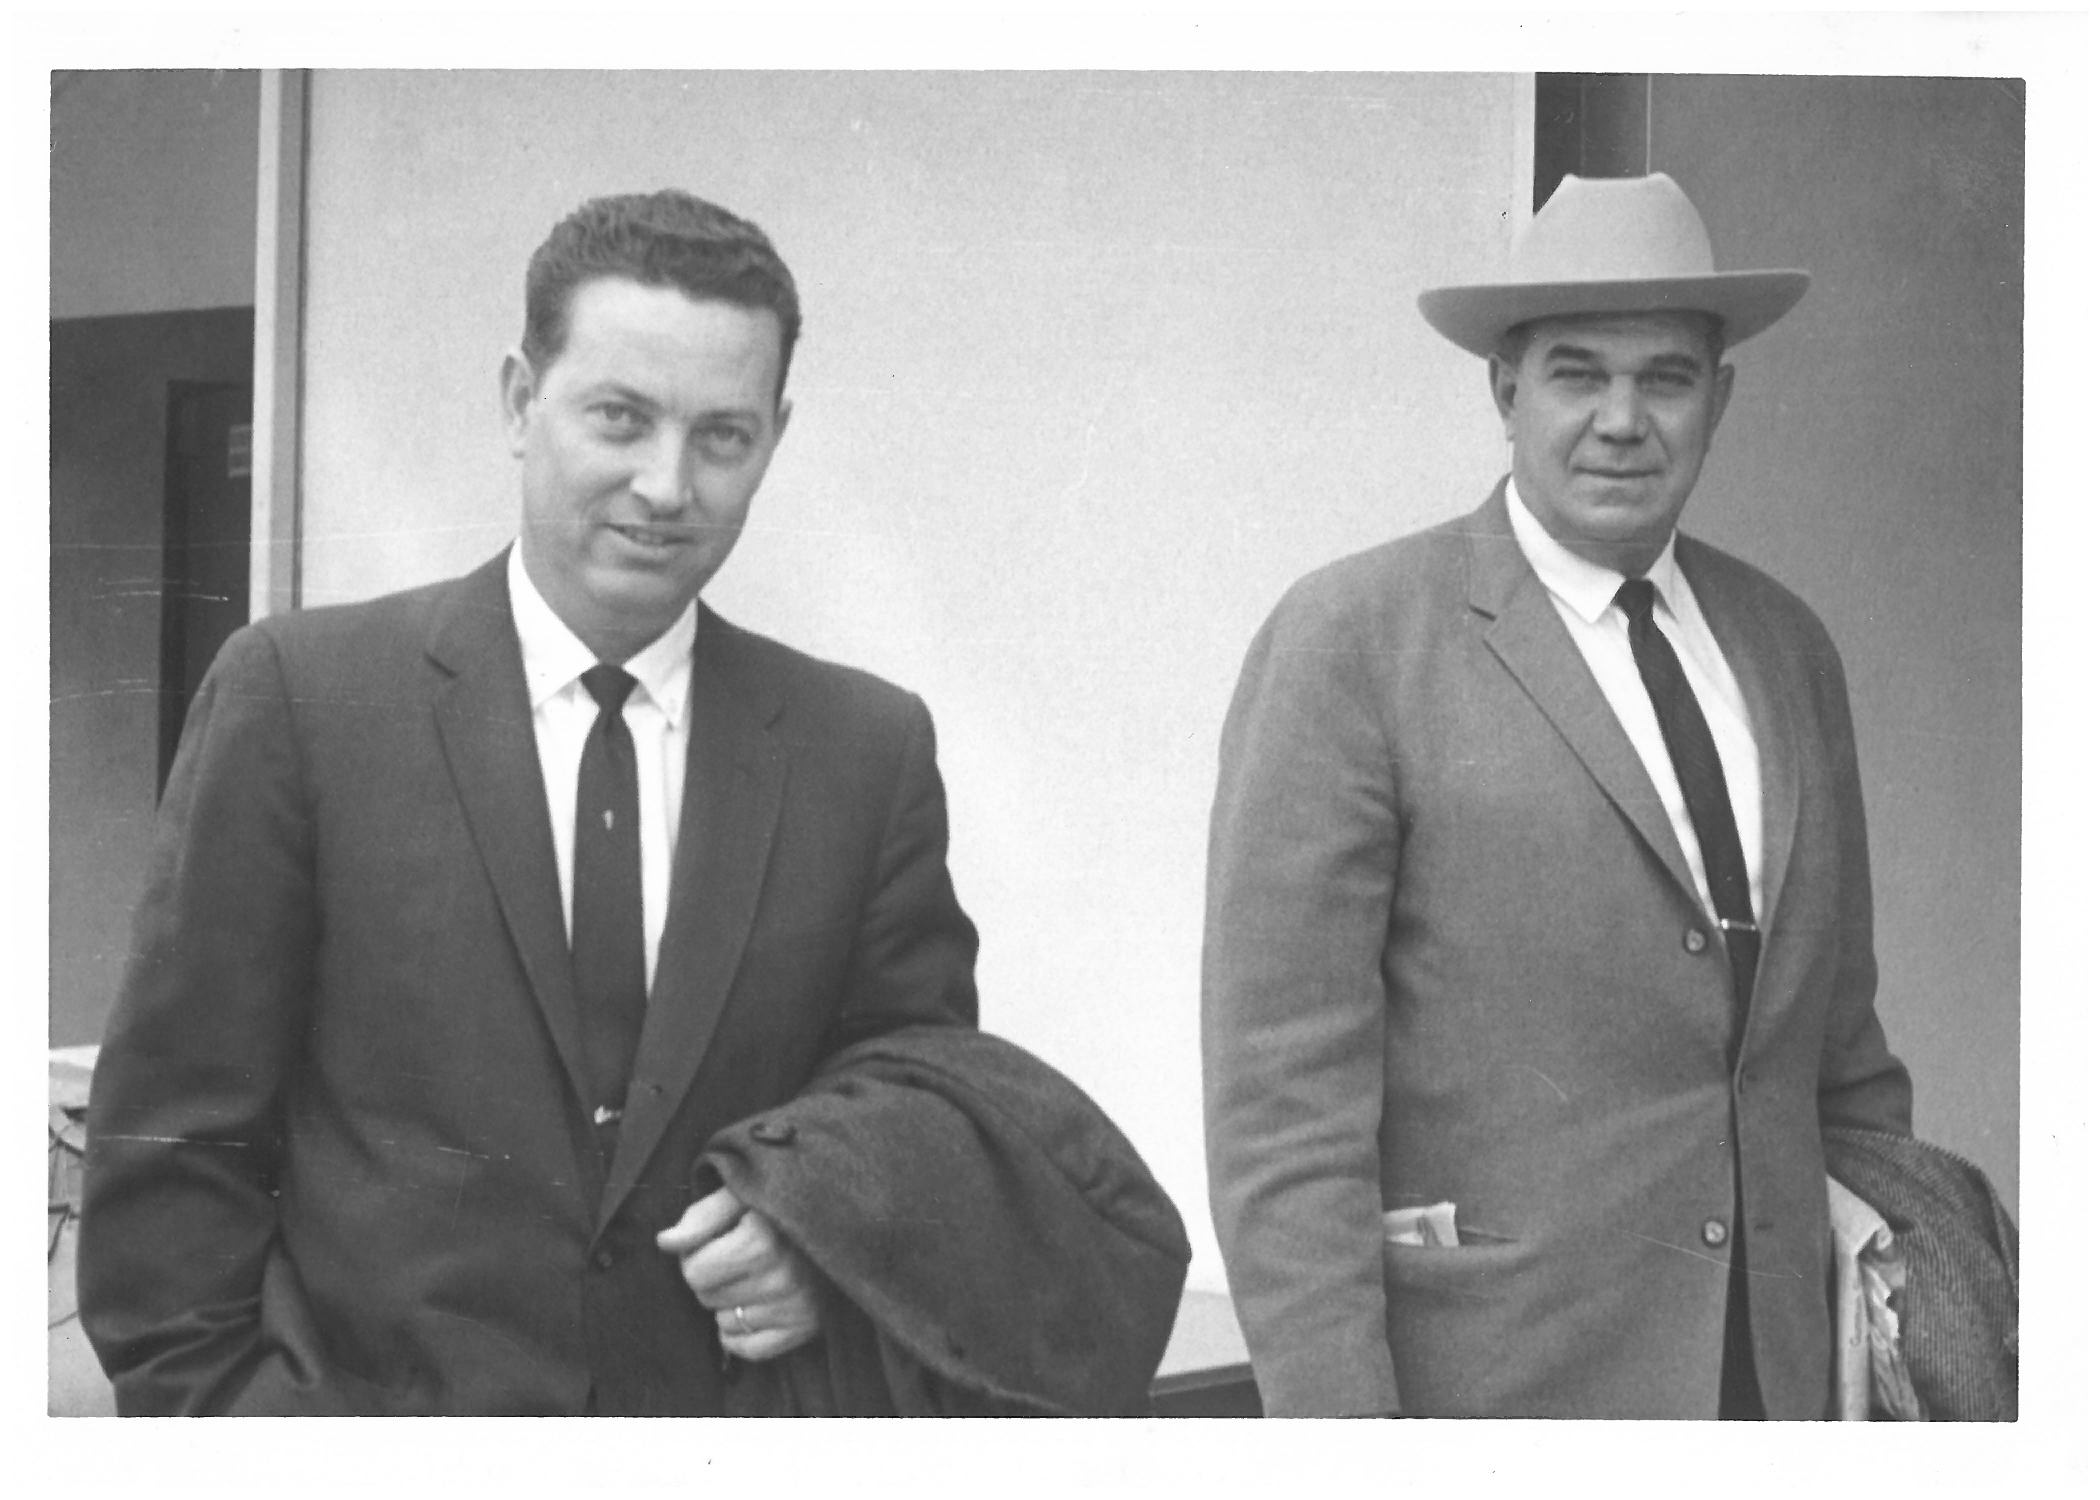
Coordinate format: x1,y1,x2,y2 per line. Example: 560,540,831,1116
507,544,695,991
1505,482,1765,924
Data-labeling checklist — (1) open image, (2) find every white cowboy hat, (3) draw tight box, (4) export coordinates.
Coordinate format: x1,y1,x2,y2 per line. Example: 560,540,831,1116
1417,172,1810,358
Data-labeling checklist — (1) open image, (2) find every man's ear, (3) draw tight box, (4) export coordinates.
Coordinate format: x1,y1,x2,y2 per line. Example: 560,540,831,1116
499,350,536,455
772,398,793,447
1489,355,1519,439
1707,360,1737,440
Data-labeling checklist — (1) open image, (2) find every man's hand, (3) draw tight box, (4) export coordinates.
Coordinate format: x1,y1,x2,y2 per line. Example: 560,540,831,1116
655,1187,823,1362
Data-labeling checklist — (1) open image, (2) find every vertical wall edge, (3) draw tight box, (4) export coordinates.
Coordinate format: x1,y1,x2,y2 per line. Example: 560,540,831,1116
1511,72,1537,242
250,68,307,619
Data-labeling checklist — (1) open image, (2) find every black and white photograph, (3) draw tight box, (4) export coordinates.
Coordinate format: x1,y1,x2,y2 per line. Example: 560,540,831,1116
24,7,2083,1494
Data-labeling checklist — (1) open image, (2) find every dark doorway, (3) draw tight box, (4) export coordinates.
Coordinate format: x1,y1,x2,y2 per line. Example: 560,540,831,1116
158,381,253,792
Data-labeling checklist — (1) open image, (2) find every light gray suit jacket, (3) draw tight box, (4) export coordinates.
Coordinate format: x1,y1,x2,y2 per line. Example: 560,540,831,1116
1202,487,1911,1417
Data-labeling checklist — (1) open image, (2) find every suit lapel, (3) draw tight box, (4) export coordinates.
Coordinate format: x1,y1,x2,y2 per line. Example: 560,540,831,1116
1676,538,1804,942
598,608,787,1226
426,553,596,1119
1465,486,1707,909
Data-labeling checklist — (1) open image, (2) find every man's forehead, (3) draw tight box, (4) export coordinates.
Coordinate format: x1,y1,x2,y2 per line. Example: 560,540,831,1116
1515,311,1715,362
564,274,782,333
554,278,784,382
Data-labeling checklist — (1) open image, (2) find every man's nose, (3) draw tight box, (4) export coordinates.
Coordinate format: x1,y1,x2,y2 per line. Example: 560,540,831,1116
1592,379,1648,441
630,434,693,512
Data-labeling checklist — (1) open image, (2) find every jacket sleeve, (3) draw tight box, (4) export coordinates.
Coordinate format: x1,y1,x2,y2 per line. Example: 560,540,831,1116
824,694,980,1049
79,625,326,1414
1808,633,1913,1136
1201,585,1401,1416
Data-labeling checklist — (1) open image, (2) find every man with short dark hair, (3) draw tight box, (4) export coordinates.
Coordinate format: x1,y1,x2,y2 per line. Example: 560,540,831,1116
81,192,983,1413
1203,174,1912,1418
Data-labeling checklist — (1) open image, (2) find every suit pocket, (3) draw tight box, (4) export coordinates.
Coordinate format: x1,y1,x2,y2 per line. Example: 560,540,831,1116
1380,1234,1544,1415
1381,1234,1530,1302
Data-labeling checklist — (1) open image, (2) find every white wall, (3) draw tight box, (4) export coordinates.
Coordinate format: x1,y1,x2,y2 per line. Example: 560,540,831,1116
298,70,1520,1290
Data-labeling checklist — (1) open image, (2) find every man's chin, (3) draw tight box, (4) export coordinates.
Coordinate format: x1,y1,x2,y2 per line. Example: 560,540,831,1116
1571,484,1681,534
602,568,708,612
1553,503,1678,570
579,558,714,627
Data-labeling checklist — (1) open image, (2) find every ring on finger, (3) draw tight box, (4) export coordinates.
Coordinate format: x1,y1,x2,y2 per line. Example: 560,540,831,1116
733,1305,752,1337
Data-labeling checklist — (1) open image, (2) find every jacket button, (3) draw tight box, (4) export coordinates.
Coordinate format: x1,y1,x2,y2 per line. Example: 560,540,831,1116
1701,1219,1729,1248
1684,927,1709,954
593,1247,617,1270
750,1120,798,1146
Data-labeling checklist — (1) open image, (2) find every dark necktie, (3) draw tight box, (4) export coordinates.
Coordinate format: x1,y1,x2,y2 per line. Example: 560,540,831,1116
573,664,646,1150
1614,579,1760,1035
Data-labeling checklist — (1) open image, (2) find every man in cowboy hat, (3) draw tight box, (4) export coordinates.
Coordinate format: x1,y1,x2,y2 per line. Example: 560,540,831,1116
1202,173,1913,1418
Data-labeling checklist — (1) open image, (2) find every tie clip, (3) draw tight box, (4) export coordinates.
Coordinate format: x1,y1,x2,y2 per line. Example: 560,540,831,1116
1717,918,1760,935
593,1106,623,1126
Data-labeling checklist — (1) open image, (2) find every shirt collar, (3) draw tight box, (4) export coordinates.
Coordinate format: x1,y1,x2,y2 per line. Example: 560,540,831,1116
506,543,696,726
1503,477,1690,626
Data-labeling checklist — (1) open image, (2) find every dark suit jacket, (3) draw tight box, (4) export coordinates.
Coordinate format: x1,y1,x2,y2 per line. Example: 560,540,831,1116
1203,488,1912,1418
81,550,979,1414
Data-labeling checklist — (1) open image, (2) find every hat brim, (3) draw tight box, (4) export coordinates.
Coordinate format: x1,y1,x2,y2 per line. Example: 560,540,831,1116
1417,270,1810,359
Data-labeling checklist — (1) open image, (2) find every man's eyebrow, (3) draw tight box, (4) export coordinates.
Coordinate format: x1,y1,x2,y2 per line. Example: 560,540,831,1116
1536,344,1704,374
581,380,660,408
578,381,767,423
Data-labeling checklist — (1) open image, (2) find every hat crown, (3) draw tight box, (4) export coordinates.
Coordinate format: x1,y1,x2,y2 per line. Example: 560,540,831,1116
1415,171,1808,357
1511,172,1719,284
